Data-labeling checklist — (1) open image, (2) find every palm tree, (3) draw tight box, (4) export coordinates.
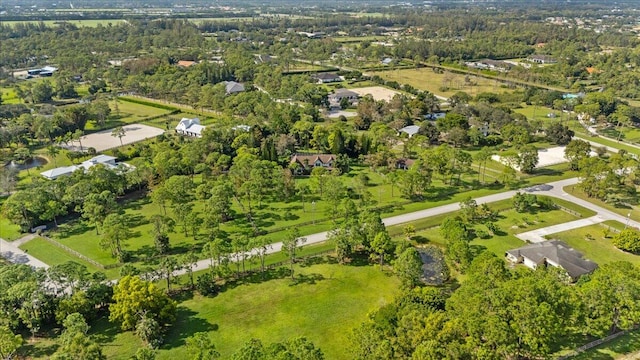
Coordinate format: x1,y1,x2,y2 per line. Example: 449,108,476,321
111,126,126,147
73,129,84,151
47,145,60,166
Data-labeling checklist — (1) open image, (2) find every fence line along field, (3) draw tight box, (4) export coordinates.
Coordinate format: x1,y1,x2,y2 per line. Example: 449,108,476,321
371,68,516,98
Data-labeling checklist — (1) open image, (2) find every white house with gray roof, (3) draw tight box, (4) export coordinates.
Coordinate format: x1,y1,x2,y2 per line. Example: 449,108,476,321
505,240,598,281
41,155,132,180
176,118,205,138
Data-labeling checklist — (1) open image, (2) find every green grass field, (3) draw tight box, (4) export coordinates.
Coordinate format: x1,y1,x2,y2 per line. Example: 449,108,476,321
25,261,400,359
370,68,514,98
84,99,174,131
551,222,640,267
415,204,585,257
0,87,21,104
20,237,118,278
161,262,399,360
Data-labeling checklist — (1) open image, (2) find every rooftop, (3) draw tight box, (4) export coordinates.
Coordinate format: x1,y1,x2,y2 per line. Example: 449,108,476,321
506,240,598,279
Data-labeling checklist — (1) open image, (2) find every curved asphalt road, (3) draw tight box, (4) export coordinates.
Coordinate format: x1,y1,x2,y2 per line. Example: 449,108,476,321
2,177,638,275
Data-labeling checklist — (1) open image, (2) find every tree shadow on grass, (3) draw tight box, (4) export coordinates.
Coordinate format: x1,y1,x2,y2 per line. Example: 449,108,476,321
90,316,122,345
160,307,218,350
125,213,148,228
56,220,93,239
299,255,335,267
413,235,430,244
290,273,325,286
532,167,563,177
470,244,487,257
20,341,59,359
346,251,373,267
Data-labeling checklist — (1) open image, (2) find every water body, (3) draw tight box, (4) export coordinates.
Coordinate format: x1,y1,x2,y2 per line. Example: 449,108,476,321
5,156,49,171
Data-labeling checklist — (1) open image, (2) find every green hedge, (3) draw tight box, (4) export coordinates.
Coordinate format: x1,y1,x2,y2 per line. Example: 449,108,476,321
119,96,178,111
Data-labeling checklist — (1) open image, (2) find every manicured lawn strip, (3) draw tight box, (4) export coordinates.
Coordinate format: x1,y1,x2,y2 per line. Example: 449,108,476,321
564,185,640,222
119,96,222,119
602,220,626,231
570,328,640,360
552,197,598,218
85,99,174,131
551,223,640,266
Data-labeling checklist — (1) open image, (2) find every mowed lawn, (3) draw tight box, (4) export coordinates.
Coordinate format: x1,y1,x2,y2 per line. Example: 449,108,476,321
84,100,173,131
551,222,640,266
572,328,640,360
370,68,513,98
415,205,585,257
84,262,401,360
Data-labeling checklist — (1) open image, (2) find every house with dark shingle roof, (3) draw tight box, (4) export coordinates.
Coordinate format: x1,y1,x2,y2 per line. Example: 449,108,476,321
505,240,598,281
290,153,336,175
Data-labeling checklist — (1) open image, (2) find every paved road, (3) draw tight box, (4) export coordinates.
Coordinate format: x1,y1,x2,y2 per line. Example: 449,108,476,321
3,176,638,276
175,176,636,277
0,235,49,269
516,215,608,243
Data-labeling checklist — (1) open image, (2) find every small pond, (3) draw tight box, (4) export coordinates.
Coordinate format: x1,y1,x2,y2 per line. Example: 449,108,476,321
5,156,49,171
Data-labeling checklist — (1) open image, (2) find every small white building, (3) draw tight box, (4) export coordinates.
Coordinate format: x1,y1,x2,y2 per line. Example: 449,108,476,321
41,155,131,180
176,118,206,138
399,125,420,138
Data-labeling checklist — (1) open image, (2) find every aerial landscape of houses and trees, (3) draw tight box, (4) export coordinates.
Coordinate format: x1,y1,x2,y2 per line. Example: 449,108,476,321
2,0,640,358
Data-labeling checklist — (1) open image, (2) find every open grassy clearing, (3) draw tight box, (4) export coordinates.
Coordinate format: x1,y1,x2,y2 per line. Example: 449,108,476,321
83,99,173,131
0,87,21,104
370,68,515,98
599,126,640,145
25,261,400,360
551,222,640,267
118,96,223,119
415,203,586,258
158,262,400,360
514,104,566,123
